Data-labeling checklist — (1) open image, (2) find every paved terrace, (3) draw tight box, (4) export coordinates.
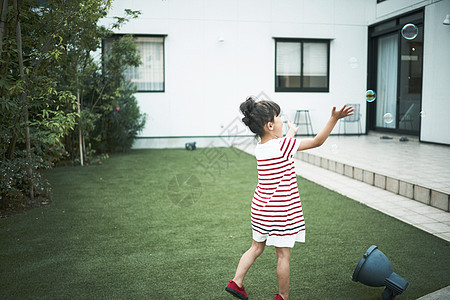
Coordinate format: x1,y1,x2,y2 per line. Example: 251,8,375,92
297,133,450,209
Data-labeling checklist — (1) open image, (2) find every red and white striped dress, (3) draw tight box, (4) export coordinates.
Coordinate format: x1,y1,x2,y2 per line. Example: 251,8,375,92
251,137,305,248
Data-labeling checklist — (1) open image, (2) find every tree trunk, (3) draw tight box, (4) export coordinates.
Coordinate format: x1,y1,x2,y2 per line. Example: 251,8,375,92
6,134,16,159
77,89,83,166
14,0,33,201
0,0,8,55
71,131,74,162
0,0,9,96
82,135,86,161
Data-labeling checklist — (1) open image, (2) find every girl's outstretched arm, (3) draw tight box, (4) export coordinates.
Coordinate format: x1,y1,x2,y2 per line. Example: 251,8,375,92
285,120,298,138
298,105,354,151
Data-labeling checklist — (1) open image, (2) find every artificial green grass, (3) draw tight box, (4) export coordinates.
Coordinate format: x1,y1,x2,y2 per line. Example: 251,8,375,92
1,148,449,299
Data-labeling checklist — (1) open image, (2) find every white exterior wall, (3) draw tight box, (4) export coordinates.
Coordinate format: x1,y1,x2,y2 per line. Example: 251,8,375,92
421,0,450,144
102,0,449,147
101,0,374,148
374,0,440,22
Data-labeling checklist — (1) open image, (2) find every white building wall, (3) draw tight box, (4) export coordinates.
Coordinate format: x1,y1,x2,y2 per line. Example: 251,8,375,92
103,0,376,147
101,0,374,148
102,0,449,148
421,0,450,144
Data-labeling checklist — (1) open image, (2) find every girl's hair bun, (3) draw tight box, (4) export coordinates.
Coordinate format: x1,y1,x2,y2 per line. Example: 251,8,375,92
242,116,251,126
239,96,256,126
239,96,280,138
240,96,256,121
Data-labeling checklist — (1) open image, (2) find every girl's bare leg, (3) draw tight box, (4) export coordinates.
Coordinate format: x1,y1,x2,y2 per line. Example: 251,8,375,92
276,247,291,300
232,240,266,287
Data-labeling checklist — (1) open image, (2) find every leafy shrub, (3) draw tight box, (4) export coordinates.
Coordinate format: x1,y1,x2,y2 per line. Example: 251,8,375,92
92,82,146,153
0,151,52,212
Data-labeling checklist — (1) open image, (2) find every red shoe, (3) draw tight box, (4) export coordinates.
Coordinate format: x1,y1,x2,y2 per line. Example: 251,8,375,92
274,294,284,300
225,280,248,300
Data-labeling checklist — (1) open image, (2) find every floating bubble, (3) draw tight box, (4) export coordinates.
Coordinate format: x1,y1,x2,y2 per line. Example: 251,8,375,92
349,57,358,69
420,111,426,118
366,90,376,103
384,113,393,124
401,24,418,40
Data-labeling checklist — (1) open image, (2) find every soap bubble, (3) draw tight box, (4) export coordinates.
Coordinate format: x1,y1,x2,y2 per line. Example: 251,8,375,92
349,57,358,69
384,113,393,124
366,90,376,102
401,24,418,40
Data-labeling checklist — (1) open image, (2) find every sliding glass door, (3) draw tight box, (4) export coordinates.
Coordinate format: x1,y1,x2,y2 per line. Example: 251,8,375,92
368,10,423,136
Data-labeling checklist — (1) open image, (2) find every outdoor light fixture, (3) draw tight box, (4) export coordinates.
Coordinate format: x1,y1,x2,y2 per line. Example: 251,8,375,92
444,14,450,25
352,245,409,300
185,142,196,151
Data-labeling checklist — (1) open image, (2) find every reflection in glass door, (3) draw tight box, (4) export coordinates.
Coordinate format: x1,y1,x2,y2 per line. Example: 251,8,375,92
376,34,398,129
398,25,423,132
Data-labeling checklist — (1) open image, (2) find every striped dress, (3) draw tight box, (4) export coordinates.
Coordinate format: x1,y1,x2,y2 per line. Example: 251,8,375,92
251,137,305,248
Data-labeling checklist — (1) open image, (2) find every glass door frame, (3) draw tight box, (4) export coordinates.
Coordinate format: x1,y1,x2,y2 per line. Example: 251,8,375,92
367,9,424,136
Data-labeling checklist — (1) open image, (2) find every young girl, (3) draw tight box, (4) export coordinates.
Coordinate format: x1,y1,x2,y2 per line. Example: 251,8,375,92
225,97,354,300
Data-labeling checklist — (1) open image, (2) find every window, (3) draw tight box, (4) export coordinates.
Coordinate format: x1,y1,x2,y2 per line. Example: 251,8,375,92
126,36,165,92
104,35,165,92
275,38,330,92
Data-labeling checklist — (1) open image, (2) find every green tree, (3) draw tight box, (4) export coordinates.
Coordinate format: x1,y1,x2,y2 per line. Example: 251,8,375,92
87,35,144,153
1,0,82,207
0,0,144,212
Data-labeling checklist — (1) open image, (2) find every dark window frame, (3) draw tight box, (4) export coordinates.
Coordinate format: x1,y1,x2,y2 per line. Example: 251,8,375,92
102,34,167,93
367,8,424,136
274,38,330,93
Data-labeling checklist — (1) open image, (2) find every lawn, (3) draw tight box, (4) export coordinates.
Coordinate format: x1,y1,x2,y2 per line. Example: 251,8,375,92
1,148,449,299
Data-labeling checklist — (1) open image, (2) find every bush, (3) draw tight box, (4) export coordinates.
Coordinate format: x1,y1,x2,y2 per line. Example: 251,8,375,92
0,151,52,213
92,82,146,153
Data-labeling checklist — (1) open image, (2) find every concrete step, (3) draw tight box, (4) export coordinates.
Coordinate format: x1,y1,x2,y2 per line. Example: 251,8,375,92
416,286,450,300
295,151,449,212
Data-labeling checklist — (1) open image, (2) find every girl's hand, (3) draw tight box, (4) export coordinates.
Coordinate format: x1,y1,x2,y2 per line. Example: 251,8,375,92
331,105,355,120
287,120,298,134
284,119,298,138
